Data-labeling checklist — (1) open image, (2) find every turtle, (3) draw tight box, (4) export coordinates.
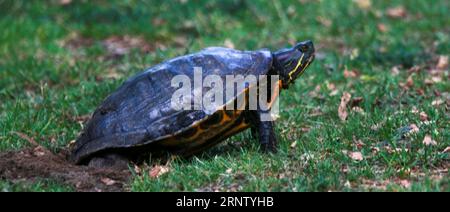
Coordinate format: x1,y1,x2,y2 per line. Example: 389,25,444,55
70,40,315,168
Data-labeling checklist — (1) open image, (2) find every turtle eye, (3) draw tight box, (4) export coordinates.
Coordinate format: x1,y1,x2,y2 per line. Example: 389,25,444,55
300,44,309,53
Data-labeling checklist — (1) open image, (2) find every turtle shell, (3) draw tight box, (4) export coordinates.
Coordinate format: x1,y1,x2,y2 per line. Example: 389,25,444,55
70,47,273,164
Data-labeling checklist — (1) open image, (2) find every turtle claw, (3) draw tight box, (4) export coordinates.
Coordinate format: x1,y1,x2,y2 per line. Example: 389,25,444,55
261,131,278,153
260,132,278,153
261,143,278,153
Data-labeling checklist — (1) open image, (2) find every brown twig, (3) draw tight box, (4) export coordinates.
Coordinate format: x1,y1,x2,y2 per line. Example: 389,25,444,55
11,131,39,146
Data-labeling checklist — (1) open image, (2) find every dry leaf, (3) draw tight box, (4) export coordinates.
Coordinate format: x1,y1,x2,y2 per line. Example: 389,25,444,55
432,99,443,106
73,114,91,122
361,179,389,190
103,35,153,56
329,89,339,96
391,66,400,75
408,65,421,73
353,0,372,10
59,0,72,5
442,147,450,153
396,148,408,153
181,20,195,30
327,82,338,96
436,55,448,70
286,5,296,17
429,69,443,77
433,90,442,97
384,146,409,154
386,6,407,18
327,82,336,90
173,36,188,47
378,46,388,53
316,16,332,27
134,165,142,175
405,75,414,88
399,180,411,188
416,88,425,96
309,107,323,117
61,32,94,50
423,135,437,146
224,39,235,49
308,85,321,98
149,165,170,178
155,43,167,51
104,37,129,55
300,127,311,132
354,138,365,149
371,123,381,131
350,48,359,60
104,69,123,80
344,180,352,188
338,92,352,121
151,18,166,26
344,69,358,78
300,153,315,162
149,168,159,178
11,131,39,146
33,146,46,157
419,111,428,121
431,76,442,83
341,165,349,173
352,106,365,114
371,146,380,153
409,124,420,134
101,177,116,186
377,23,388,32
349,151,364,161
290,141,297,148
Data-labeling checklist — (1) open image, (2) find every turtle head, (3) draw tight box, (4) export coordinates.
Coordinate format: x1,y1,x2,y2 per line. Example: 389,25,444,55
273,40,315,89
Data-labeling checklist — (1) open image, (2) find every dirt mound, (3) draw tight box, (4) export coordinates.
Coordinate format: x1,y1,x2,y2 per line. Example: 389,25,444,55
0,147,131,192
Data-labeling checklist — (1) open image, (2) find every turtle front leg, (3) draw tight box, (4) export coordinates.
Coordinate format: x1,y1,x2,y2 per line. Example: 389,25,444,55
258,118,278,153
247,110,278,153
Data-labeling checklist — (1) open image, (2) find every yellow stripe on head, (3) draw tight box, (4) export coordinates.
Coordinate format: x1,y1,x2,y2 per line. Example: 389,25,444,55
288,54,304,81
297,60,311,78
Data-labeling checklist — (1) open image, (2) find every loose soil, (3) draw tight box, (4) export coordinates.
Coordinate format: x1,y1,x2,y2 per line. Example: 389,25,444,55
0,147,131,192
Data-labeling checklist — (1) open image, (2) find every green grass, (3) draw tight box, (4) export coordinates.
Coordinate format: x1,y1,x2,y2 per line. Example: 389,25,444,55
0,0,449,191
